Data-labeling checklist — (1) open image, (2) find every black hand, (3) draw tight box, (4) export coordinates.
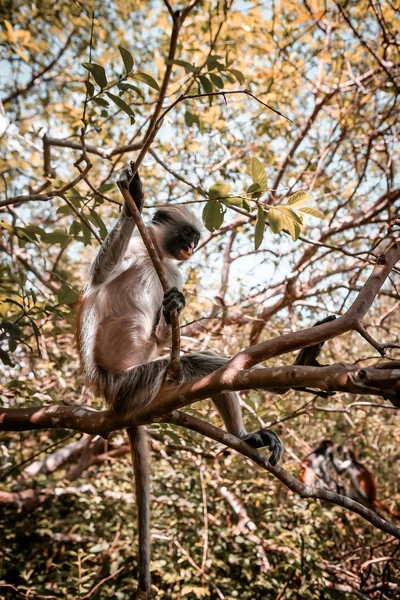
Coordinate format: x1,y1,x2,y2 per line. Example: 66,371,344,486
162,287,185,324
118,165,144,215
242,429,283,466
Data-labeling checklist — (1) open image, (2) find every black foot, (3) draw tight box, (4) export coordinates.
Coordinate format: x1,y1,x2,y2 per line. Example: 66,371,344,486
294,314,336,366
118,165,144,214
163,287,185,324
242,429,283,466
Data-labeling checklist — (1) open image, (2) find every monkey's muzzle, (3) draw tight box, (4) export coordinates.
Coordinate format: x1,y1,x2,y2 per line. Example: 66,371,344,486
179,247,194,260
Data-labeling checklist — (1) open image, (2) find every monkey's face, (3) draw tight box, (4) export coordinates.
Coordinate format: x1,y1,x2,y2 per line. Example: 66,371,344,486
165,224,200,261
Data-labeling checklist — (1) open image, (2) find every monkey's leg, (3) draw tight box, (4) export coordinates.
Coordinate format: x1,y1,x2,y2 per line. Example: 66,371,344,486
212,392,283,466
293,314,336,366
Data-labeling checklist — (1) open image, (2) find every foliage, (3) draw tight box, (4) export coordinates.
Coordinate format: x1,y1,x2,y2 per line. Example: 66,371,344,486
1,0,399,598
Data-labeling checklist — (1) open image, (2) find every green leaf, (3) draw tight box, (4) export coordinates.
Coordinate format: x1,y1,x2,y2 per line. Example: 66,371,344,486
298,206,324,219
92,97,109,108
65,188,84,207
283,214,302,241
41,230,69,244
131,72,160,91
0,348,14,367
255,205,266,250
287,191,310,207
82,62,107,89
228,68,245,84
209,73,224,89
118,46,134,74
247,182,262,199
184,111,200,128
84,80,95,97
57,284,80,305
106,92,135,122
209,183,231,199
199,75,213,94
222,197,249,210
267,207,284,234
276,206,303,225
89,210,108,240
251,157,268,190
202,201,224,232
117,82,144,98
168,59,197,73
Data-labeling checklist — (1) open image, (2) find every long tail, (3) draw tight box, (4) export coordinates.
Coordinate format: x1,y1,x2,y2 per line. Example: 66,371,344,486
128,425,151,597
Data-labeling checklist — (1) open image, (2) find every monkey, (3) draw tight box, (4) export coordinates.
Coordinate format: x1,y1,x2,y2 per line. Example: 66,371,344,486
76,166,285,596
332,446,399,517
299,440,344,493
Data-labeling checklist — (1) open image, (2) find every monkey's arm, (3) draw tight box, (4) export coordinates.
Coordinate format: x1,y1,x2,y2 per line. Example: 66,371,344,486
89,171,144,287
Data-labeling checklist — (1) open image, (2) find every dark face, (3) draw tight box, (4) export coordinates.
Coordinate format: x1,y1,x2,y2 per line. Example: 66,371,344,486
165,224,200,261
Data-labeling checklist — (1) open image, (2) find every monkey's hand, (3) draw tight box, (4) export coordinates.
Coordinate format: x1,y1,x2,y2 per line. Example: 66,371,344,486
163,287,185,324
242,429,283,466
118,164,144,215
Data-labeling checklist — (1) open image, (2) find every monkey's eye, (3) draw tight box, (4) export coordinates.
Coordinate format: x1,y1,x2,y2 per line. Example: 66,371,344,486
182,227,191,238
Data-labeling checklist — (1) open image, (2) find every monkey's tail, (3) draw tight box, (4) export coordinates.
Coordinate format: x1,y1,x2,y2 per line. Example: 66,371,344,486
128,425,152,598
374,499,400,519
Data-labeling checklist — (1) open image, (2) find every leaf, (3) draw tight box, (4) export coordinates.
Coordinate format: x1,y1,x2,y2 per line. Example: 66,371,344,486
84,80,95,97
267,207,284,234
247,182,262,199
202,201,224,232
209,183,231,199
168,59,197,73
92,97,109,108
255,205,266,250
106,92,135,122
223,197,249,209
57,284,80,305
82,62,107,89
117,82,144,98
184,111,200,128
283,214,302,241
251,157,268,190
298,206,325,219
199,75,213,94
209,73,224,89
0,348,14,367
276,206,303,225
118,46,134,73
41,230,69,244
228,68,245,84
65,188,84,207
287,191,310,207
89,210,108,240
131,72,160,91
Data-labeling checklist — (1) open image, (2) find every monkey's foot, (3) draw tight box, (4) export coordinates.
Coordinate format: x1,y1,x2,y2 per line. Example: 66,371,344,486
163,287,185,324
242,429,283,466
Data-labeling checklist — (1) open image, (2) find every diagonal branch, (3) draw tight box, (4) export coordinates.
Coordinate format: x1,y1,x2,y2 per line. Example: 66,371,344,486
169,411,400,539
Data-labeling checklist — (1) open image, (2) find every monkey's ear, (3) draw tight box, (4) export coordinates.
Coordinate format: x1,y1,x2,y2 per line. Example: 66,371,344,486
153,209,172,225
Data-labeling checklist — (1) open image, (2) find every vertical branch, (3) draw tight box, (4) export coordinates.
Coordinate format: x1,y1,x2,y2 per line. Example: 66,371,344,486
117,183,181,377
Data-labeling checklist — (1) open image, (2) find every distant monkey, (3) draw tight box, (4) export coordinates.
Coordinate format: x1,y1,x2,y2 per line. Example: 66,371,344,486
299,440,343,493
332,447,399,517
76,167,284,596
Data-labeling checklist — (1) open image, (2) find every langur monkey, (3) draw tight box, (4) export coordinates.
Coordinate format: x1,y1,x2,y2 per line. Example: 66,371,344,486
299,440,343,493
332,446,399,517
76,167,285,596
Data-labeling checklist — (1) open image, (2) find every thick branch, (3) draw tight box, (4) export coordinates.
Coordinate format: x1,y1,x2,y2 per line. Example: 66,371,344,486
169,412,400,539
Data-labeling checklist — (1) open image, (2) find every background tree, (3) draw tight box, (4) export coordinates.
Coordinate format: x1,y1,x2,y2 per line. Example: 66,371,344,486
1,1,399,598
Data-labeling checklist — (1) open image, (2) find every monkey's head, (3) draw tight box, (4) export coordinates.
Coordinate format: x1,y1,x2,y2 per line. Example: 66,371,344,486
152,206,202,261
